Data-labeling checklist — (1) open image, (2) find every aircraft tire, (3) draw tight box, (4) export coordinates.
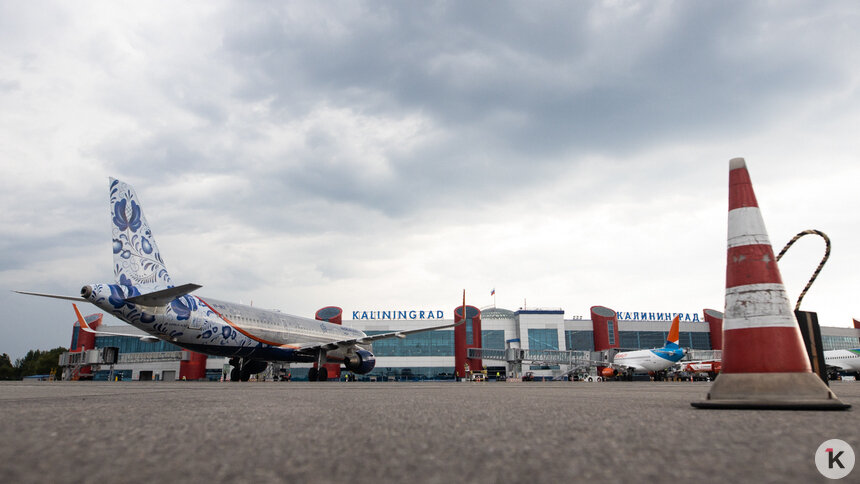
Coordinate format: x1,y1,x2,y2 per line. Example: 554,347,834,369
318,367,328,381
240,368,251,382
308,367,318,382
230,367,240,382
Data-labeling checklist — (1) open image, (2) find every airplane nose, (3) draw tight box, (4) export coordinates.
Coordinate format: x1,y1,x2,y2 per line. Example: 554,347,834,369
80,285,93,299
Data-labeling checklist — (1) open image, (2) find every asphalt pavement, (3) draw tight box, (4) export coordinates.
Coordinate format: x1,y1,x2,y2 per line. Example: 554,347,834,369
0,380,857,483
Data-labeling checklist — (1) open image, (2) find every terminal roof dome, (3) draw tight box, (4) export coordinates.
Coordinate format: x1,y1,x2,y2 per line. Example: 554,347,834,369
481,307,516,319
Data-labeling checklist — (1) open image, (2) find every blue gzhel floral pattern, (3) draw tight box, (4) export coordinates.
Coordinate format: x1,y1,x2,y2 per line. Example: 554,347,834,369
110,178,172,290
170,296,198,321
88,179,273,355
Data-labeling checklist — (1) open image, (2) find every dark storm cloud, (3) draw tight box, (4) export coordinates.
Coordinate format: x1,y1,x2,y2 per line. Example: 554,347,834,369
88,1,860,232
99,130,238,183
0,229,102,272
188,2,852,216
220,2,844,151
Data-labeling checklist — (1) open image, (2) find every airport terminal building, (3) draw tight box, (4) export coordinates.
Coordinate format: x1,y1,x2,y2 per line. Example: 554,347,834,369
61,305,860,382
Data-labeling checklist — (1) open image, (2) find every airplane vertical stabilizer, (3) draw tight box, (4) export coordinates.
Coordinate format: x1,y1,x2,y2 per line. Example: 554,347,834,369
110,178,173,290
665,315,681,348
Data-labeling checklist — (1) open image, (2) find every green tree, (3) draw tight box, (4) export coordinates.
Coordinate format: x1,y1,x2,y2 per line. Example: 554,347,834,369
15,347,67,379
0,353,18,380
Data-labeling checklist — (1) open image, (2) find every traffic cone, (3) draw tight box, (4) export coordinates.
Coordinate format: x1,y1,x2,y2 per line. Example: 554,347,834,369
692,158,849,410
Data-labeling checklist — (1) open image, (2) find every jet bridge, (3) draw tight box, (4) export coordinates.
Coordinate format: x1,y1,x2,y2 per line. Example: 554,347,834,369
679,349,722,362
58,346,122,380
467,347,596,377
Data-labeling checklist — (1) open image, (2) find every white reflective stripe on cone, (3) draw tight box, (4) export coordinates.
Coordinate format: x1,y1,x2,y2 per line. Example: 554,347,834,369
724,284,795,330
727,207,770,248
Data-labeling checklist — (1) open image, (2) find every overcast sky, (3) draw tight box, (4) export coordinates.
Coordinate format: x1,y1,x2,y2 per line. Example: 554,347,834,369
2,1,859,361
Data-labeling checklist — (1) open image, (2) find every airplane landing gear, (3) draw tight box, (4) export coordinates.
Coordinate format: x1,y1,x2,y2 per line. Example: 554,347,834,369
307,352,329,381
229,358,242,382
307,366,328,381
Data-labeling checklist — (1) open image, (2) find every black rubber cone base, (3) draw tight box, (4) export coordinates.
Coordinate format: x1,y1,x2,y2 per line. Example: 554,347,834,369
692,372,851,410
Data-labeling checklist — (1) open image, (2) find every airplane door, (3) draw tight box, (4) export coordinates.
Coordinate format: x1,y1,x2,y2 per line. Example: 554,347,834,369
189,313,203,330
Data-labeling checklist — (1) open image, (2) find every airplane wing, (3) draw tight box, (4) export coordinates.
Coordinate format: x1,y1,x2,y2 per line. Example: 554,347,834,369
574,358,635,371
651,349,679,359
296,320,464,353
825,360,855,371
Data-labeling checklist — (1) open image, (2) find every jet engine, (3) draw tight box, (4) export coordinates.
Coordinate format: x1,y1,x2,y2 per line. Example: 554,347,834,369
229,358,269,382
343,350,376,374
600,367,618,379
243,360,269,375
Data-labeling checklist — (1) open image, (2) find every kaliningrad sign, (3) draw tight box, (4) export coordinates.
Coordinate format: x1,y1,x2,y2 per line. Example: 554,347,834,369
352,310,446,321
616,311,702,322
348,309,703,322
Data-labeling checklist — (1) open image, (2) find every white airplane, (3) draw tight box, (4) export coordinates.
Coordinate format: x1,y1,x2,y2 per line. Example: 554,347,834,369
17,178,462,381
601,315,686,379
824,348,860,374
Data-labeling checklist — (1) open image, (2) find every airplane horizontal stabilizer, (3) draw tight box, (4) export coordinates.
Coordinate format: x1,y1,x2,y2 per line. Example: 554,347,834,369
72,303,159,342
13,290,86,302
124,283,202,307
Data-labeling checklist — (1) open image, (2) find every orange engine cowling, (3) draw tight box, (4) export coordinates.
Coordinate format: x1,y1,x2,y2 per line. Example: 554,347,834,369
600,367,617,378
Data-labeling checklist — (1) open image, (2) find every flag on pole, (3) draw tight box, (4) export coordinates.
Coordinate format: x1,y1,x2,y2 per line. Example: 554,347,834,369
490,288,495,296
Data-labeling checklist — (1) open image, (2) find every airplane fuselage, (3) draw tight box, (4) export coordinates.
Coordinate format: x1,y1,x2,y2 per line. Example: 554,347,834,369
824,349,860,372
83,283,369,362
614,347,685,373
